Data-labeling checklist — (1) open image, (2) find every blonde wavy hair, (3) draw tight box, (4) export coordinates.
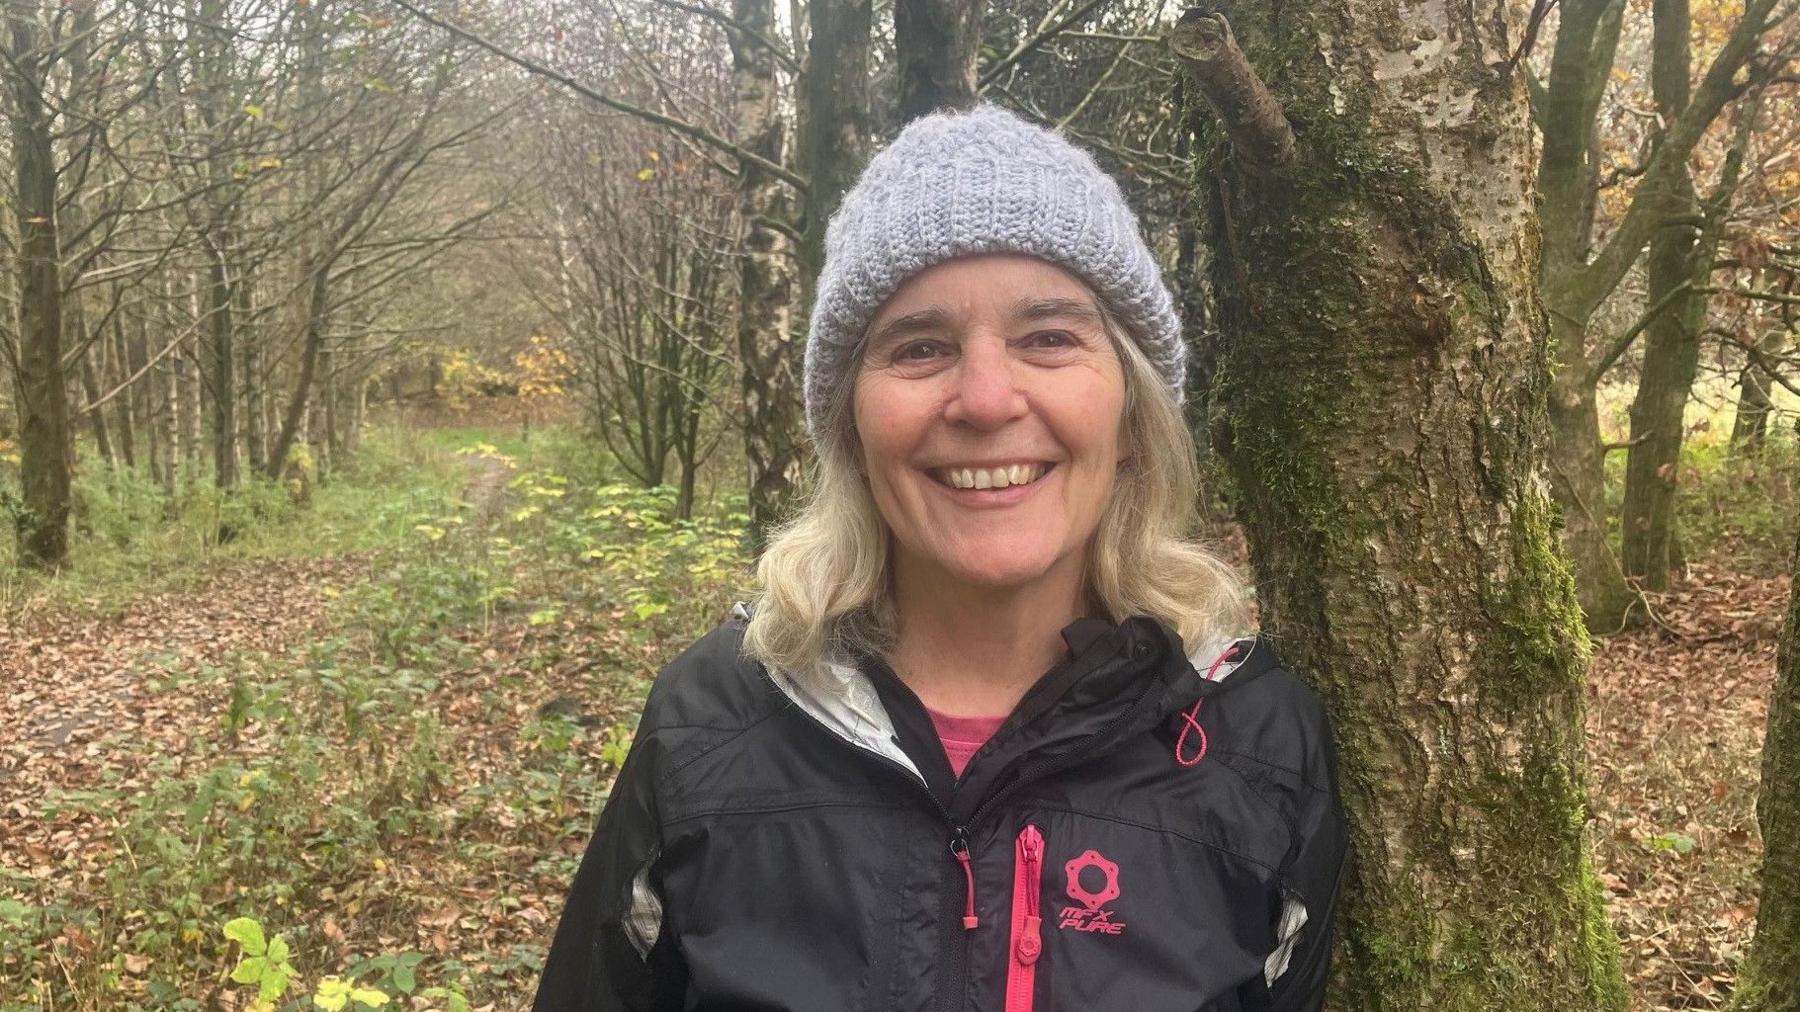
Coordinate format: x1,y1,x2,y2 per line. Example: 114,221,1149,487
740,296,1252,686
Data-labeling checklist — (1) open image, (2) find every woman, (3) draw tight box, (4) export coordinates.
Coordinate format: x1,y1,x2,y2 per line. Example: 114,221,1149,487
535,103,1346,1012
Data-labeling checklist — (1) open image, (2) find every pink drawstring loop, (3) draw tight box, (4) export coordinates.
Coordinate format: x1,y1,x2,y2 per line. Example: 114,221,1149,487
1175,642,1245,767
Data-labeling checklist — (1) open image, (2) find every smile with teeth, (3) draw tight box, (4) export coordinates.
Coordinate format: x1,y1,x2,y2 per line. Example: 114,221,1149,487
931,462,1053,490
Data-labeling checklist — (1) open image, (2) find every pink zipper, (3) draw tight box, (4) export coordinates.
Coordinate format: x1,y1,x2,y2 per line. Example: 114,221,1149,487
1005,824,1044,1012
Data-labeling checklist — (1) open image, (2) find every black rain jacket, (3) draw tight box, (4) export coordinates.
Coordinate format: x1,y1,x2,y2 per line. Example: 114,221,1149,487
534,602,1347,1011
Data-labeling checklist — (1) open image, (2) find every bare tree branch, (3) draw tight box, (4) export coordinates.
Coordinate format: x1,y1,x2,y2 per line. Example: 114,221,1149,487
648,0,800,73
978,0,1111,88
383,0,809,192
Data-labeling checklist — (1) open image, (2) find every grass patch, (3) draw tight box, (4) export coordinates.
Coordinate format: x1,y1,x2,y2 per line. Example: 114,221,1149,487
1596,379,1798,575
0,428,469,619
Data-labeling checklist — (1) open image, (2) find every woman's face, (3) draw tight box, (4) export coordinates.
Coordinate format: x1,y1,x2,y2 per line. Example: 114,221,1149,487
852,253,1129,596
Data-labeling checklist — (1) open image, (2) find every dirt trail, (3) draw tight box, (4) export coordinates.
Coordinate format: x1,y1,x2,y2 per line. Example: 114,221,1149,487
462,452,513,523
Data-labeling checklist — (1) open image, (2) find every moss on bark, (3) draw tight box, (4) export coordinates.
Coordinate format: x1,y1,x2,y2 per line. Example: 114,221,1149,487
1179,0,1628,1006
1730,530,1800,1011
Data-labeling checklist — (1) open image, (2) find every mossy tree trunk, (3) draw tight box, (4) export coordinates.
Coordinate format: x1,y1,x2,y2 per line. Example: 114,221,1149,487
1532,0,1779,630
1731,528,1800,1010
1618,7,1759,593
1172,5,1627,1008
6,0,73,570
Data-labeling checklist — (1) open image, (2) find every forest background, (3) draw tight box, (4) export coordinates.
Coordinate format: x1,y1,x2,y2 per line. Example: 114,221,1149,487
2,0,1799,1009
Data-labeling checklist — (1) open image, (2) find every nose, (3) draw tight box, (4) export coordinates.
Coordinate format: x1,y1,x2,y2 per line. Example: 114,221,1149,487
943,334,1027,429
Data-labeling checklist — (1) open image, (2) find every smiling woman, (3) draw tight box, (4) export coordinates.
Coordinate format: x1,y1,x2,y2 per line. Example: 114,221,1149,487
535,103,1347,1012
852,255,1130,689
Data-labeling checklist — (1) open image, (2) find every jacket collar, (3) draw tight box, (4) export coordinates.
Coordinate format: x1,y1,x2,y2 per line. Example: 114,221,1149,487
735,601,1272,812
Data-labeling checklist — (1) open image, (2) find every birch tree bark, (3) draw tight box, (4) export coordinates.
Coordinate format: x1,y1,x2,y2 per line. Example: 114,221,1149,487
729,0,804,549
1174,4,1627,1005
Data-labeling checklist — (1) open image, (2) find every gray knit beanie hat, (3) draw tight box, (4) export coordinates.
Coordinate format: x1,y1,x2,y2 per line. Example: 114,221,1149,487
802,102,1185,445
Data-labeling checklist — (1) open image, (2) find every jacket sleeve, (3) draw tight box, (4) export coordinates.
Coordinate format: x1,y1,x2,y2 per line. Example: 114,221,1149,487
533,713,685,1011
1259,704,1349,1012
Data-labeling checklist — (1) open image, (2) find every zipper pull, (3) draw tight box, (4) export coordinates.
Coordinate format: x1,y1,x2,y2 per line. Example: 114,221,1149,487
951,829,978,930
1016,825,1043,964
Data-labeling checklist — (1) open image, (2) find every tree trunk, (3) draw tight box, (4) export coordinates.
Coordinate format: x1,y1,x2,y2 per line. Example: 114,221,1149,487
264,265,330,480
1618,211,1701,589
1174,5,1627,1007
1729,327,1783,454
317,348,337,481
206,238,239,487
1618,0,1699,592
346,376,366,455
729,0,805,550
322,347,340,474
1619,0,1755,592
306,390,328,481
193,0,240,489
1534,0,1634,631
1730,527,1800,1011
894,0,986,122
1546,318,1636,629
244,333,266,476
155,356,177,493
176,351,200,475
1531,0,1779,631
797,0,871,294
6,0,73,569
111,315,136,470
78,332,115,470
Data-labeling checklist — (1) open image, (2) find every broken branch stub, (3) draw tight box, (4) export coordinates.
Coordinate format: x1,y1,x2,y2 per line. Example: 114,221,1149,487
1168,9,1298,175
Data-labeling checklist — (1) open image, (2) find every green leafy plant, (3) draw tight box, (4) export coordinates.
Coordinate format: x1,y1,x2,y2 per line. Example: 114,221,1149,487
600,724,634,771
224,917,297,1009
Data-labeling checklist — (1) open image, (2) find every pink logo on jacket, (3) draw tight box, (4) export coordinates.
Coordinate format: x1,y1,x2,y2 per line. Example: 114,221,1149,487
1059,849,1125,935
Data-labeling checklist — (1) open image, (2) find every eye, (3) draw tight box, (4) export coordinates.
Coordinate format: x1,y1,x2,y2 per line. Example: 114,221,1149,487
1026,330,1076,348
895,340,943,362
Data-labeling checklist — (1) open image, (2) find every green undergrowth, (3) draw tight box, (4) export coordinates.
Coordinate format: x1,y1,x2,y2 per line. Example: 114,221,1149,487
1,423,752,1011
0,428,469,617
1598,408,1799,576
